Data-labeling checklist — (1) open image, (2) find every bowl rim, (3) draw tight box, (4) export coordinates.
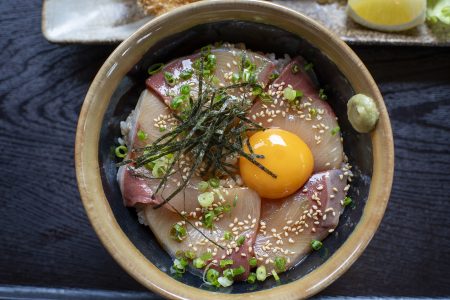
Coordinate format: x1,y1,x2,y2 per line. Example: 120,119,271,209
75,1,394,299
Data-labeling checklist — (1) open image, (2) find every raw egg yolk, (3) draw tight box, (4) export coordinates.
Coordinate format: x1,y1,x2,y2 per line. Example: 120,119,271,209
239,128,314,199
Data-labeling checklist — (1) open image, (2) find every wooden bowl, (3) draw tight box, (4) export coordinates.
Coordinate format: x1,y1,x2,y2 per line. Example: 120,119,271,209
75,1,394,299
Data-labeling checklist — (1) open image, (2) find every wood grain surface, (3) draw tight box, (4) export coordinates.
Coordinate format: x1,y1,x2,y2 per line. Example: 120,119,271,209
1,1,449,298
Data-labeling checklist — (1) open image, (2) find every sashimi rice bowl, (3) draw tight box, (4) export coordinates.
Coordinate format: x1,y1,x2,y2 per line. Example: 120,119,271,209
75,1,393,299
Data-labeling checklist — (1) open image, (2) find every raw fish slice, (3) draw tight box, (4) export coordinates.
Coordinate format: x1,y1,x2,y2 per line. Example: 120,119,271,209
253,169,348,273
249,57,344,172
120,89,179,150
146,47,275,107
117,89,198,208
143,187,261,279
117,165,200,209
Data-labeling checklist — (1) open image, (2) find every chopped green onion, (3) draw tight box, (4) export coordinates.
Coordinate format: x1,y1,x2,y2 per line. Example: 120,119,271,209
213,204,231,215
252,85,263,96
171,95,187,110
304,62,314,71
259,92,272,103
170,223,187,242
242,69,252,82
256,265,267,281
309,108,318,118
236,235,246,246
247,272,257,284
207,54,216,66
343,196,352,207
202,211,215,229
231,73,240,83
223,268,234,280
115,145,128,158
147,63,164,75
220,259,234,268
282,87,303,102
193,258,205,268
198,192,215,208
208,178,220,188
201,252,213,261
179,69,193,80
331,126,340,136
274,256,286,272
200,45,212,55
180,84,190,95
223,231,232,240
291,64,300,74
283,87,297,101
164,71,176,86
243,58,255,70
151,155,173,178
171,257,188,274
159,126,166,132
311,239,323,251
211,76,220,85
442,6,450,17
233,195,238,207
184,250,196,260
206,269,220,286
197,181,209,192
232,266,245,276
218,276,233,287
271,270,280,282
248,257,257,268
269,72,279,80
319,88,328,100
137,129,147,141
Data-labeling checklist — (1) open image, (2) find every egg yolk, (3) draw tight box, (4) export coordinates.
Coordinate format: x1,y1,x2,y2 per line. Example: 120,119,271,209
239,128,314,199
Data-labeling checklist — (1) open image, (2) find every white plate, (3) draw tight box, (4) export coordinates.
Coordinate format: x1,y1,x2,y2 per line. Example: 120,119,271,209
42,0,450,45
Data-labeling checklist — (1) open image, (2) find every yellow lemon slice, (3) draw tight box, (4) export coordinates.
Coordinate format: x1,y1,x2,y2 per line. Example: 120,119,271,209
347,0,426,32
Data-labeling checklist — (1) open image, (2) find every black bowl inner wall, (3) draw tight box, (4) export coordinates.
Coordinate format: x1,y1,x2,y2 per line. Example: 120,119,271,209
98,21,372,293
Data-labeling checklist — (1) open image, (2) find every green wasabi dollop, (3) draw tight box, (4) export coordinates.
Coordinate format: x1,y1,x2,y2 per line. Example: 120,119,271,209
347,94,380,133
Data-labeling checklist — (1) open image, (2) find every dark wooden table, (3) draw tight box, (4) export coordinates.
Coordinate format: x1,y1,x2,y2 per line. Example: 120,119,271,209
1,1,449,299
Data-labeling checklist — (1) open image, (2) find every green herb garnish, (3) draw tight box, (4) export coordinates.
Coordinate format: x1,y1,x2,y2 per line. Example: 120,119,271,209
179,69,193,80
319,88,328,100
236,235,246,246
223,231,232,240
256,265,267,281
115,145,128,158
343,196,352,207
198,192,214,208
248,257,257,268
171,257,188,274
247,272,257,283
274,256,286,272
331,126,340,136
304,62,314,71
148,63,164,75
311,239,323,251
164,71,177,86
220,259,234,268
206,268,220,286
271,270,280,283
137,129,147,141
170,223,187,242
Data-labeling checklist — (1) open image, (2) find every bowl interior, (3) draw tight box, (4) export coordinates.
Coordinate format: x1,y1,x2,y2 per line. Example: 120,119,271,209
98,20,372,294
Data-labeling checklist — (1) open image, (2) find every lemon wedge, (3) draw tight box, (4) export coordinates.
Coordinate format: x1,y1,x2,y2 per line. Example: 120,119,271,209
347,0,426,32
